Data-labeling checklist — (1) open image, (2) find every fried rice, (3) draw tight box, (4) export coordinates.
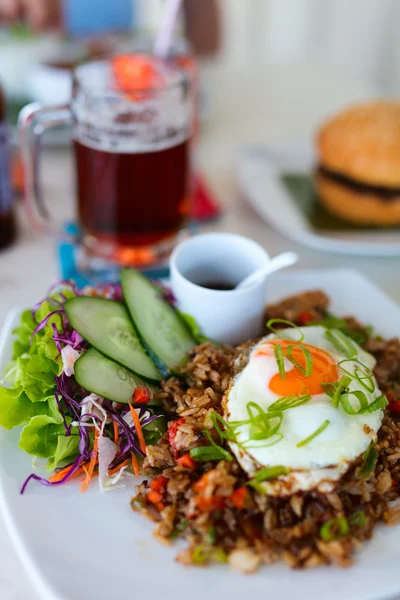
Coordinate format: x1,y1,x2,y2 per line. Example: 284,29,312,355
131,291,400,573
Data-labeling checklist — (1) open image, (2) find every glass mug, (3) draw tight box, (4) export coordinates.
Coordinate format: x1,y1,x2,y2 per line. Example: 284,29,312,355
19,54,193,267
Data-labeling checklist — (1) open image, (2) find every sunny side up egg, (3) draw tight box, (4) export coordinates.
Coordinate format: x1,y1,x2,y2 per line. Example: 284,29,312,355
223,326,385,496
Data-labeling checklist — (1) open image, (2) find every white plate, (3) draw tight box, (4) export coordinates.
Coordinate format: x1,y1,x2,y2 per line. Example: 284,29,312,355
1,269,400,600
238,141,400,256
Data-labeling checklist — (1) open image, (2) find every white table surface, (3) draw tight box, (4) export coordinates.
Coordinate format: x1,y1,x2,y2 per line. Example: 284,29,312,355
0,61,399,599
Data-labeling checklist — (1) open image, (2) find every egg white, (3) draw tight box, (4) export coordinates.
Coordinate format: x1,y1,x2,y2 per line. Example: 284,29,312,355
224,326,384,495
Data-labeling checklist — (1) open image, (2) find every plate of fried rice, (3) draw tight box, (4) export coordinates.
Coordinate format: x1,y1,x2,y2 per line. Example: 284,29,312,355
1,268,400,600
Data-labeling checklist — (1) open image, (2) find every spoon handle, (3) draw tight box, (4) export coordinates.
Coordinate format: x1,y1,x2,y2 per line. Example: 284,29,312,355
237,252,298,290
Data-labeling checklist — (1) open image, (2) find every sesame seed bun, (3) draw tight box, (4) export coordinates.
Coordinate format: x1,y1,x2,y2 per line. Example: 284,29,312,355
316,102,400,188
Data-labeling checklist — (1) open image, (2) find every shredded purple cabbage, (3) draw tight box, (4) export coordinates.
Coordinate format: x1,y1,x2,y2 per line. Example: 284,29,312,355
31,297,65,322
52,326,85,351
54,390,72,436
20,454,83,494
54,374,82,418
30,310,65,343
78,423,90,462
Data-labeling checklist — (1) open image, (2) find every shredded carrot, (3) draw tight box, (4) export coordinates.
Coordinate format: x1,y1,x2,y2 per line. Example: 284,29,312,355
131,452,140,477
80,471,99,483
80,429,100,493
108,459,129,476
113,421,119,444
49,464,85,483
129,403,147,454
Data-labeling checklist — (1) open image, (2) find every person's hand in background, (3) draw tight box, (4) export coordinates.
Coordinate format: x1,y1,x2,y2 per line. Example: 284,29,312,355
0,0,61,29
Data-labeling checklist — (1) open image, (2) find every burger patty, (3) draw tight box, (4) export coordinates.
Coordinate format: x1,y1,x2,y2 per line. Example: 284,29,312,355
318,165,400,200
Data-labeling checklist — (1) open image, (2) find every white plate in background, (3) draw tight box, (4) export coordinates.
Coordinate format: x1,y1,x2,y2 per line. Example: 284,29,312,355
238,141,400,256
1,269,400,600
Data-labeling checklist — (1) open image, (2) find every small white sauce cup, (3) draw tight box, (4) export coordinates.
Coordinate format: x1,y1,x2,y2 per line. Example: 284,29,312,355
170,232,271,345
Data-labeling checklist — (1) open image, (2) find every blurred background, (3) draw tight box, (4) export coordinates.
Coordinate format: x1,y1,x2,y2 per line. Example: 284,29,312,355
219,0,399,91
2,0,400,117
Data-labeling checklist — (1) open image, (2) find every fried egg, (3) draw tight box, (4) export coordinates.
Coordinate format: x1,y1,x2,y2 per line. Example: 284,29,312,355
224,326,384,496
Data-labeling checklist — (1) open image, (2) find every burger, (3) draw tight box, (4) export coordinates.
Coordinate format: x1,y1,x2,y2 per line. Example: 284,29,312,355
315,101,400,226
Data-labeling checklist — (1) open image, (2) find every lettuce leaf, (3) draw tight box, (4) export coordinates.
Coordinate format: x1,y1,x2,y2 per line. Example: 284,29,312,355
19,415,68,458
11,309,36,359
177,311,209,344
143,414,167,446
47,435,80,471
0,288,81,471
0,387,35,429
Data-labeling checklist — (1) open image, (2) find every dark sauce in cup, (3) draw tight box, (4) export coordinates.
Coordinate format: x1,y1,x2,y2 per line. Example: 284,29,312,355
197,281,235,291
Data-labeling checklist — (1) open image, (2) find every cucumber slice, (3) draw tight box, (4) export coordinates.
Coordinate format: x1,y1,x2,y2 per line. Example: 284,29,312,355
74,348,160,405
121,269,196,369
65,297,161,381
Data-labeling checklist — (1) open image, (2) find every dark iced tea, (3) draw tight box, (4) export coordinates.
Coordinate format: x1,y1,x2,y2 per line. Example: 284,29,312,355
75,138,190,249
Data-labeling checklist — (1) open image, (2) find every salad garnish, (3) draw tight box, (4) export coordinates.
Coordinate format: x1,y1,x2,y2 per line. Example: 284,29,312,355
0,277,178,494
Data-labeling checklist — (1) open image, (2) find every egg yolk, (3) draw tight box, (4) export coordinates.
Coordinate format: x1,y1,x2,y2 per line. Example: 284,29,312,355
256,340,339,396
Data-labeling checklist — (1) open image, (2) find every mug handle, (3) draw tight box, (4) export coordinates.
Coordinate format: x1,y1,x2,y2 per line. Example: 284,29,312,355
18,102,77,244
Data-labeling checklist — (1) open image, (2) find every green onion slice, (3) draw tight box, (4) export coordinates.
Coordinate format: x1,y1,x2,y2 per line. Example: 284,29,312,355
315,314,347,330
354,367,375,393
211,548,228,563
170,519,188,539
268,392,312,412
325,328,358,358
250,412,282,441
315,313,373,345
340,390,370,415
322,375,352,408
273,344,286,379
247,480,267,493
363,394,388,414
286,344,313,377
204,430,233,461
320,517,349,541
333,376,353,408
296,419,330,447
205,526,217,545
341,391,387,415
357,442,377,478
242,433,284,449
209,411,237,443
321,381,338,398
192,545,209,565
253,465,289,482
192,545,227,565
247,403,283,441
190,445,232,462
228,402,285,446
349,511,366,527
338,358,375,393
266,318,305,341
190,429,233,462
